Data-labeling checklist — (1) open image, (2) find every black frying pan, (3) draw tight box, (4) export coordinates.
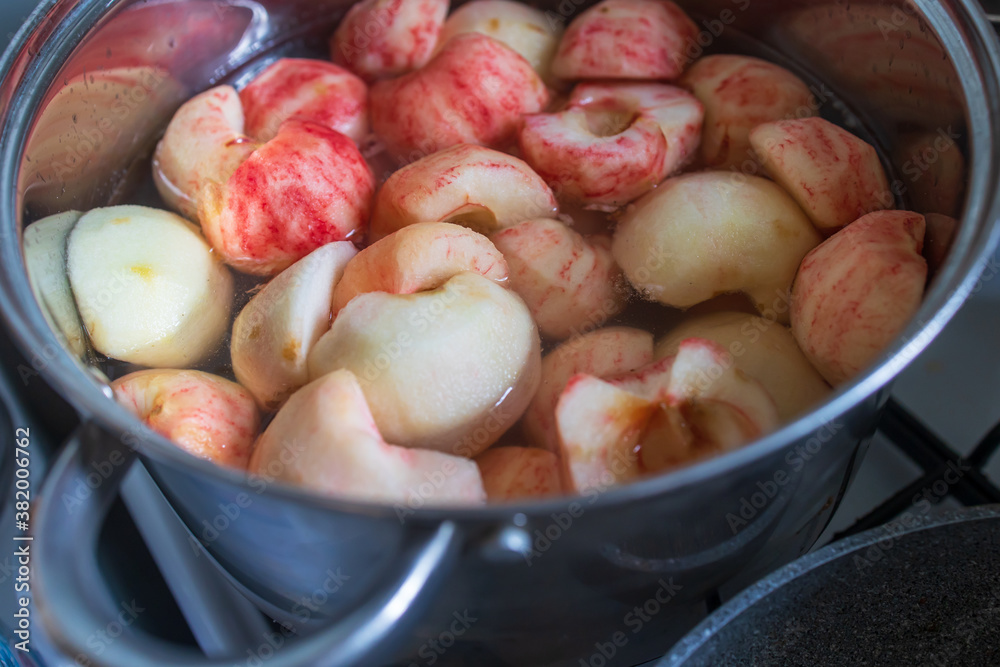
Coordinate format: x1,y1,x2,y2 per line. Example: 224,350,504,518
661,505,1000,666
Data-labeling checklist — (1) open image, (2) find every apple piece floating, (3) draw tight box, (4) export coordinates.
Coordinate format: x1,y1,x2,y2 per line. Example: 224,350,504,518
67,205,233,368
239,58,369,143
519,82,703,207
332,222,508,313
791,210,928,386
551,0,699,82
113,369,260,470
200,120,375,276
250,369,486,505
679,54,817,170
491,219,626,340
231,242,358,411
23,210,90,359
308,272,540,457
370,144,557,240
331,0,449,82
370,34,549,161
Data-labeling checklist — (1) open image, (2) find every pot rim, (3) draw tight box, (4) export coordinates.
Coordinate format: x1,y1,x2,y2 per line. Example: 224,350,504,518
1,0,999,523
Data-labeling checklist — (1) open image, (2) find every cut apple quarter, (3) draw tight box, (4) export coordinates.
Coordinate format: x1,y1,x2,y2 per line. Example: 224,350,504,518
555,338,779,493
67,205,233,368
231,242,358,411
23,210,90,359
750,117,891,232
679,54,817,170
437,0,562,84
612,172,821,321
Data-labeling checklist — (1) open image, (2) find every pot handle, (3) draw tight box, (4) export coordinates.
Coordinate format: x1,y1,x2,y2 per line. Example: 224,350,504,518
35,424,460,667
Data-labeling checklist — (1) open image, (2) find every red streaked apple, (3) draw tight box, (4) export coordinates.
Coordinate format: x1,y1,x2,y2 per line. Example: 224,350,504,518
369,143,557,240
655,311,830,421
658,338,780,457
679,54,817,170
113,369,259,470
370,34,549,161
331,0,449,82
490,218,625,340
554,373,653,492
523,326,654,451
476,446,564,501
551,0,698,81
152,85,259,220
555,338,779,492
791,210,928,385
200,120,375,276
519,82,703,207
239,58,369,143
750,117,891,232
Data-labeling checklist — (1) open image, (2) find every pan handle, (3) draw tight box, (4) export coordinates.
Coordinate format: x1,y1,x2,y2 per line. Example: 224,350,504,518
34,423,460,667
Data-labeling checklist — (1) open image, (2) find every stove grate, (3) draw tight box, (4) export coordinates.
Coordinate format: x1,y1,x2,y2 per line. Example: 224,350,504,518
832,398,1000,540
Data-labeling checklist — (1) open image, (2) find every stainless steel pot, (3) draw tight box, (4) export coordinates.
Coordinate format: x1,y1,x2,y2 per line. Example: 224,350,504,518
2,1,999,665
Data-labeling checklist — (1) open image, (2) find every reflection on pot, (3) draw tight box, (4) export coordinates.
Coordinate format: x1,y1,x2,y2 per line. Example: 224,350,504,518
19,1,258,217
773,2,965,131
